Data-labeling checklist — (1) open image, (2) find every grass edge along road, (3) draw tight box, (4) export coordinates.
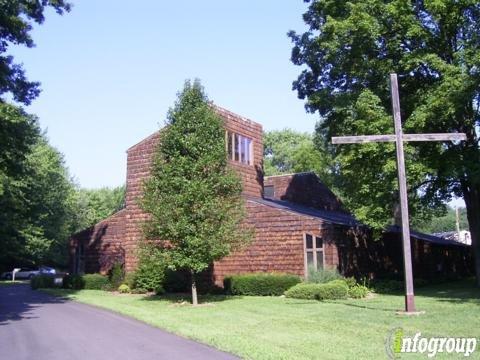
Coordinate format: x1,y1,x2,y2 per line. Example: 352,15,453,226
43,280,480,360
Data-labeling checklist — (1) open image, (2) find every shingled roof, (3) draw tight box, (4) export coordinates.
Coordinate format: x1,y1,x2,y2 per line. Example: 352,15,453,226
249,193,460,246
247,196,362,227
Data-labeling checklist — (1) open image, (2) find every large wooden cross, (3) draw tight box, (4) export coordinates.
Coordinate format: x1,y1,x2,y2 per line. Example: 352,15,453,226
332,74,466,313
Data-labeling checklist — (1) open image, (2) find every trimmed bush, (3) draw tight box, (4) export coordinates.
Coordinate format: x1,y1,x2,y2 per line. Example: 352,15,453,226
124,272,136,289
224,273,301,296
132,262,165,295
131,246,166,294
163,269,190,293
118,284,130,293
31,275,55,289
316,281,348,300
285,281,348,300
131,287,148,294
284,283,321,300
306,267,343,284
109,262,124,290
348,285,369,299
63,274,85,290
327,279,348,287
163,269,222,294
344,277,357,288
83,274,109,290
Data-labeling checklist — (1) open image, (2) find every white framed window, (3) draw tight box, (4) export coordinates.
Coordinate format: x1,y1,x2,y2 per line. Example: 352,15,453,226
226,131,253,165
304,233,324,274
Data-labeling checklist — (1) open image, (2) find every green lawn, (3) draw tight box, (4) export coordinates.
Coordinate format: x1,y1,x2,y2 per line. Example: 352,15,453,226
44,280,480,359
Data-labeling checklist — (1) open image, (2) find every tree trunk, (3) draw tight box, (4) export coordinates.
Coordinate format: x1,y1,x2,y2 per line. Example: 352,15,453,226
191,271,198,306
462,181,480,287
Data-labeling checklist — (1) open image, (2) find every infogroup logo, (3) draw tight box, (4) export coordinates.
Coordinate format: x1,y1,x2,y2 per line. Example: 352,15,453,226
385,328,477,358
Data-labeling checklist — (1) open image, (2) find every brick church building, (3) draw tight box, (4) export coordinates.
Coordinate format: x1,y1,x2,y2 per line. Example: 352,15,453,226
69,106,472,285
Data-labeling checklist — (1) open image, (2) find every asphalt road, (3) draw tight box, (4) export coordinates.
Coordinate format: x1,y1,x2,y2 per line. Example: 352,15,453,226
0,284,238,360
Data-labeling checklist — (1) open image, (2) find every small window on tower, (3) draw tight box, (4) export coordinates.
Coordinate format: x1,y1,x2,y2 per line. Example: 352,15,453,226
225,131,253,165
264,185,274,198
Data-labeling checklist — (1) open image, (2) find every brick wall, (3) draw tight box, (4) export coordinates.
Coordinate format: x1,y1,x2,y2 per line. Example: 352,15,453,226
213,199,339,285
215,106,264,198
123,106,264,272
123,132,161,272
264,173,345,212
69,209,126,274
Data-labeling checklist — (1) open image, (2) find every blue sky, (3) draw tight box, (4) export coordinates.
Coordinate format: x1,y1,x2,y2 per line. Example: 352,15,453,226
11,1,317,189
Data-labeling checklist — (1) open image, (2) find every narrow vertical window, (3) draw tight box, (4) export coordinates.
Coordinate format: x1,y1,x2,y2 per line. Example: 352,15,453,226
234,133,240,161
226,131,253,165
240,136,246,163
304,233,324,276
227,131,232,159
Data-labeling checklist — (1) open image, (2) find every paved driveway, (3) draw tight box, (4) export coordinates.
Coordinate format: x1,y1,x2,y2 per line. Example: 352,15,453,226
0,284,238,360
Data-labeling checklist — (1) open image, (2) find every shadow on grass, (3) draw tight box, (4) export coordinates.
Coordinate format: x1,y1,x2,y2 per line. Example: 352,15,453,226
0,284,70,326
333,300,399,312
282,295,400,312
414,279,480,305
283,279,479,312
140,293,242,304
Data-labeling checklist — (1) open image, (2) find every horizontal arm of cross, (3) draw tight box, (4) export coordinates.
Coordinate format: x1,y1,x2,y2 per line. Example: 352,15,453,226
331,133,466,144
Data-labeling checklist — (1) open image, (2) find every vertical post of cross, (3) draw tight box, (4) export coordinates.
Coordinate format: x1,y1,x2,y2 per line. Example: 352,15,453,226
390,73,415,312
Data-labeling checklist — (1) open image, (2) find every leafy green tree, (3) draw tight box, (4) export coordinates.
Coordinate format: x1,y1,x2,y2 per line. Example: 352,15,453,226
71,186,125,231
0,0,71,105
264,129,334,188
290,1,480,284
415,207,469,234
0,103,41,269
0,122,76,269
22,136,76,266
142,80,251,305
0,1,72,271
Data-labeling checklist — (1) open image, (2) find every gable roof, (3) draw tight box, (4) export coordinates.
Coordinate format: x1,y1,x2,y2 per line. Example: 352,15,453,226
246,196,361,227
212,104,262,128
126,130,162,153
248,196,465,247
126,104,261,153
264,172,347,213
389,226,470,247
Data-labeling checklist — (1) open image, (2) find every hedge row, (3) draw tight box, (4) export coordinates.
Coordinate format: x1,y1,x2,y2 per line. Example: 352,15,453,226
31,275,57,290
224,273,301,296
61,274,111,290
285,281,349,300
62,274,86,289
348,284,369,299
31,273,118,291
83,274,110,290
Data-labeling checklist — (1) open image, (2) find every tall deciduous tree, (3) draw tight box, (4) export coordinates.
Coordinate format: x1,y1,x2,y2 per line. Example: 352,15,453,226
142,80,251,305
290,1,480,285
0,116,76,269
415,206,469,234
264,129,334,187
0,1,72,271
71,186,125,231
0,103,41,269
0,0,71,105
22,136,76,266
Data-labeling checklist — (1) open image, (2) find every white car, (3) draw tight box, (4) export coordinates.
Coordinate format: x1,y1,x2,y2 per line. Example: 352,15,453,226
1,268,40,280
39,266,56,275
